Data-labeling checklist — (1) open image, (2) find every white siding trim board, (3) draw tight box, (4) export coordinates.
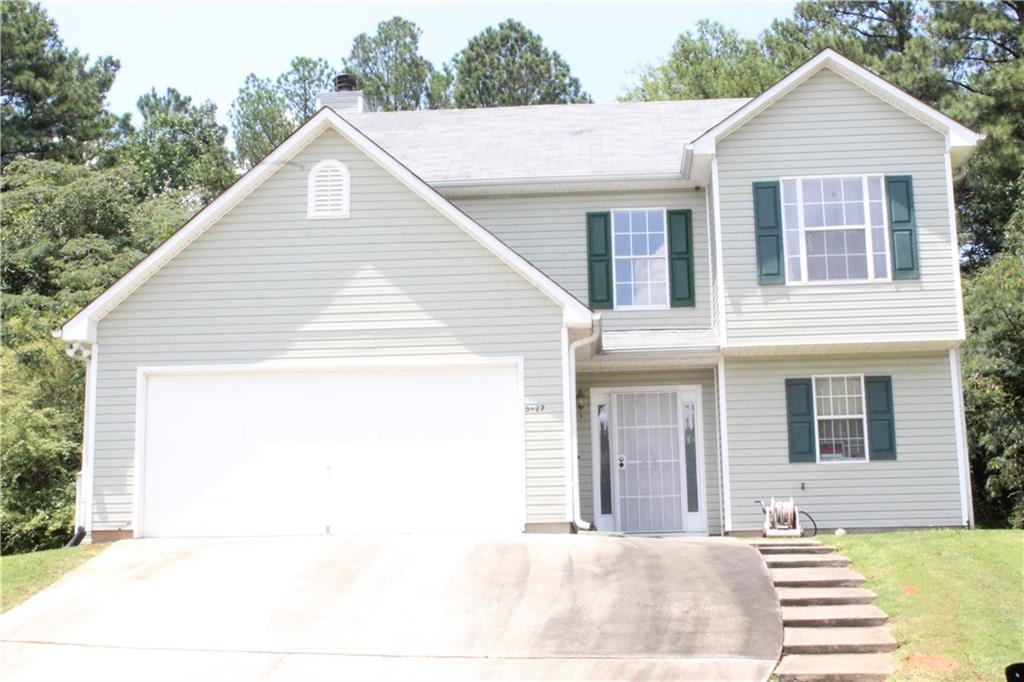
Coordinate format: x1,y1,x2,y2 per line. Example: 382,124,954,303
949,348,974,528
716,356,733,532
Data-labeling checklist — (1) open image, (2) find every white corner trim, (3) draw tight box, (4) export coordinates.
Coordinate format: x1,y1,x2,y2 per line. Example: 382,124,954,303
690,49,982,156
711,158,728,347
81,344,99,535
60,108,594,343
306,158,351,219
944,151,967,341
716,356,733,532
949,348,974,528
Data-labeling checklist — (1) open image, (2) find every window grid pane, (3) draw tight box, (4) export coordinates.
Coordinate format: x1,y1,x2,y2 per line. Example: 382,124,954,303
786,175,889,283
813,376,867,461
612,209,669,308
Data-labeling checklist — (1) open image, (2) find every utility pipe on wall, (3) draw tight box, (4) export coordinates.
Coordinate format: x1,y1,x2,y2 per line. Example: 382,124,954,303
566,316,602,532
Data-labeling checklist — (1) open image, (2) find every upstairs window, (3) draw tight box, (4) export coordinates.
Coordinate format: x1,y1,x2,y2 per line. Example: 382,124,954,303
780,175,889,283
307,159,350,219
612,209,669,309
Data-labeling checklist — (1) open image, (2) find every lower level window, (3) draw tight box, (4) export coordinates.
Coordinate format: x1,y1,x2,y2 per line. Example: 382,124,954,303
814,375,868,462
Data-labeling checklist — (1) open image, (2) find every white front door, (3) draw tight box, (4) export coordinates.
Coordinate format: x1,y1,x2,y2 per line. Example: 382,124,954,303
590,386,706,534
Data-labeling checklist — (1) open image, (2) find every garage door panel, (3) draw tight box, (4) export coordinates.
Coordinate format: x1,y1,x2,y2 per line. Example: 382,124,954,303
139,363,523,537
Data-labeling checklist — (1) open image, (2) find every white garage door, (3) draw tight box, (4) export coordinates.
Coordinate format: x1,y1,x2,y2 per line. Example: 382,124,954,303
137,362,524,537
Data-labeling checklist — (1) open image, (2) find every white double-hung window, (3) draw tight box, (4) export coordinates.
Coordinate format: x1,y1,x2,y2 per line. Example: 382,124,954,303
612,209,669,309
813,375,868,462
781,176,889,283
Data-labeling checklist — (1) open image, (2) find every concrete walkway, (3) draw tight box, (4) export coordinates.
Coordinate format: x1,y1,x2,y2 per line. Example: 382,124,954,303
1,534,782,680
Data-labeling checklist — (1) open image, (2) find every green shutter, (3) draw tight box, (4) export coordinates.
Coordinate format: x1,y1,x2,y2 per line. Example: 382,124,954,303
667,209,695,307
885,176,919,279
865,376,897,460
753,181,784,284
785,378,816,463
586,212,613,309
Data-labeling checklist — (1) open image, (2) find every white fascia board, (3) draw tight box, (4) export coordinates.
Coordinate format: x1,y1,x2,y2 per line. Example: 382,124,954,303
688,49,982,159
60,108,595,342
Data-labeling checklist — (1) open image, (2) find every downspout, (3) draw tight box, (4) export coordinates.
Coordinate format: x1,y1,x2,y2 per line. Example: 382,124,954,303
567,315,602,532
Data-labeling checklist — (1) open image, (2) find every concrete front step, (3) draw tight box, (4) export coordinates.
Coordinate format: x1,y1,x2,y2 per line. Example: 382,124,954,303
783,604,889,627
765,553,851,568
775,653,893,681
784,626,897,654
776,587,877,606
771,567,865,588
758,544,836,555
747,538,822,548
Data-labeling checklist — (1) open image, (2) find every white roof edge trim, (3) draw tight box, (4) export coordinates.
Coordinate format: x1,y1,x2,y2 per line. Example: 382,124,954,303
431,171,690,189
60,108,594,343
690,48,982,156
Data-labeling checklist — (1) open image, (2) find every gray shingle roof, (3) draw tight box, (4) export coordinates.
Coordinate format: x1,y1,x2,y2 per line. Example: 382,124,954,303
342,99,749,184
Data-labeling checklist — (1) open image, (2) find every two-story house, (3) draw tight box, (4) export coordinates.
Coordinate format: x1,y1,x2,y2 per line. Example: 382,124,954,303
60,50,980,541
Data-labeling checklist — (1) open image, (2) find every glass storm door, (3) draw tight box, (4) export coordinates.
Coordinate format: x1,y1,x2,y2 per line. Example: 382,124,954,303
608,390,703,534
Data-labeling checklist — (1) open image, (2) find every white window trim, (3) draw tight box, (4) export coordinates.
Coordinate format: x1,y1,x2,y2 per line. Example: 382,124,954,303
811,373,871,464
609,207,671,311
781,174,892,286
307,159,351,219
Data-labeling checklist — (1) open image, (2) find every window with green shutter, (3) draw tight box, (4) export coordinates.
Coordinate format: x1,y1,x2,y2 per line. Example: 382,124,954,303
753,181,784,284
885,176,919,279
586,212,613,309
865,375,897,460
785,379,816,462
667,209,695,307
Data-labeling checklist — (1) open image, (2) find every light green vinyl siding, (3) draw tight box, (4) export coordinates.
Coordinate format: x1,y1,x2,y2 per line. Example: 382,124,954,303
724,352,963,531
454,190,712,331
575,370,722,535
716,68,961,346
92,129,569,531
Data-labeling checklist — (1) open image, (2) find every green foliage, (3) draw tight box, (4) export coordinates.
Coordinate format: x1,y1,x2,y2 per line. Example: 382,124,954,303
452,19,590,108
276,56,334,121
116,98,235,201
229,74,294,170
343,17,450,111
0,0,123,167
962,187,1024,527
626,21,784,100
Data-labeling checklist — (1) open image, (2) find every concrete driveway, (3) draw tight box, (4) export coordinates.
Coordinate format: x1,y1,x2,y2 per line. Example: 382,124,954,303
0,534,781,680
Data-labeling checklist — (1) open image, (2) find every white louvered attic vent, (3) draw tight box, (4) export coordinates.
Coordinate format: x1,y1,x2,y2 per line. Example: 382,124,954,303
307,159,351,219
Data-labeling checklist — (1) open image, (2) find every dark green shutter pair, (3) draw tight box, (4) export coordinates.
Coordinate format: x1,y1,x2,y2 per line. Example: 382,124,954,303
586,210,694,309
785,376,896,462
752,176,919,283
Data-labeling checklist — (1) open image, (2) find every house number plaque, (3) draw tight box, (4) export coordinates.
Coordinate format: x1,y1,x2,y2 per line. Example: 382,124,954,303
524,404,546,413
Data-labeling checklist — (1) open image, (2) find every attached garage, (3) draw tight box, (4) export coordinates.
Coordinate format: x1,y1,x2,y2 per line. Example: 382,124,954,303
134,360,524,538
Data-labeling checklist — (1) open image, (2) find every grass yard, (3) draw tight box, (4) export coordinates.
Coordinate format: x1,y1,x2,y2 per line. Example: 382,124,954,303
1,543,108,613
823,529,1023,681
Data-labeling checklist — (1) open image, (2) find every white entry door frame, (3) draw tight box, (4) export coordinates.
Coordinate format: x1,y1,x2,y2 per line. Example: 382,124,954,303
589,385,707,535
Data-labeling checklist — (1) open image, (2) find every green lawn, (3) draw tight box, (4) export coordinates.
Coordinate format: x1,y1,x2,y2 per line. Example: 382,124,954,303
1,543,108,613
822,529,1023,681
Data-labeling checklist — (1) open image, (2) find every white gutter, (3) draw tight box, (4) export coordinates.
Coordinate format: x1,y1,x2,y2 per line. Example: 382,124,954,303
566,315,603,531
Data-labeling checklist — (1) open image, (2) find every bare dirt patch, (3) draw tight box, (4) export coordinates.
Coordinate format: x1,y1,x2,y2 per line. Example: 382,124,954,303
902,653,961,674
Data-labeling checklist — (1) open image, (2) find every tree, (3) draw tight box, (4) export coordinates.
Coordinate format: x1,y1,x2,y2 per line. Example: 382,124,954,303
343,17,449,111
452,19,590,108
118,95,235,201
276,56,333,121
136,87,193,120
1,158,196,554
625,21,784,100
229,74,293,169
962,183,1024,527
929,0,1024,267
1,0,122,167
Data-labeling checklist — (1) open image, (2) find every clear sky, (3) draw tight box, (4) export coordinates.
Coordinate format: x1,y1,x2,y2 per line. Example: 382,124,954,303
42,1,795,128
